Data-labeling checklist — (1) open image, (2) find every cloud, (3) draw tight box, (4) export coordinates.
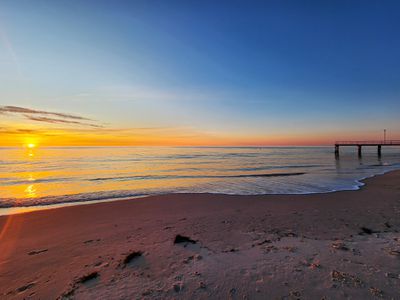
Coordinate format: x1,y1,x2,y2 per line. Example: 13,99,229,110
0,105,102,127
23,115,103,128
0,106,91,120
0,127,58,137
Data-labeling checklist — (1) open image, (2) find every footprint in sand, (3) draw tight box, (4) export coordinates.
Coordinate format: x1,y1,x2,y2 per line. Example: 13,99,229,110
17,282,36,293
77,272,99,284
83,238,101,244
59,271,100,299
120,250,145,268
28,249,48,255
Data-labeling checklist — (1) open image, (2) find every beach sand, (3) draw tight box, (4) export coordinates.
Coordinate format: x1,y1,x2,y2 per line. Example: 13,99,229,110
0,171,399,299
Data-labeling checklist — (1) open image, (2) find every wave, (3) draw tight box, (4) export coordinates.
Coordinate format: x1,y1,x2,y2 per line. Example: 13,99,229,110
1,172,306,186
89,172,306,182
232,165,321,171
0,177,73,186
0,191,150,208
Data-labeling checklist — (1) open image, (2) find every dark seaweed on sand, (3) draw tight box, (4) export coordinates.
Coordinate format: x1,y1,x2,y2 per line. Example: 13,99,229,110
174,234,197,244
360,227,375,235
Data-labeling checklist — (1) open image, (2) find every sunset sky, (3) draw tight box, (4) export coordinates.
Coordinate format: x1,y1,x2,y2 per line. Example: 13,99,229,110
0,1,399,146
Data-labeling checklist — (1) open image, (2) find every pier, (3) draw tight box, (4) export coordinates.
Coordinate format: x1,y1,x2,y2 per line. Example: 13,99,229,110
334,140,400,157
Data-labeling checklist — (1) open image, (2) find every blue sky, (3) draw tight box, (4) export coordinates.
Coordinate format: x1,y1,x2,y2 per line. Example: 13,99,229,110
0,1,399,145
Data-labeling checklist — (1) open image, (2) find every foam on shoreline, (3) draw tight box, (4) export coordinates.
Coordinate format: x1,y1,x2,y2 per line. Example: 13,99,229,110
1,168,398,216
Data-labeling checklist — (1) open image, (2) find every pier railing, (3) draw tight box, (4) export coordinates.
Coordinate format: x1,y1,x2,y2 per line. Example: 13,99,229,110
335,140,400,145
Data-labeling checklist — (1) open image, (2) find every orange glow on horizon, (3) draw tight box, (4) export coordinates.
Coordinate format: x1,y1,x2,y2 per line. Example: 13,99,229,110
0,133,346,147
0,123,397,147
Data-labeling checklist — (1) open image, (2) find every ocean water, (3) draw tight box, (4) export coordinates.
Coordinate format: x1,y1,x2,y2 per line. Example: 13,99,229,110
1,146,400,209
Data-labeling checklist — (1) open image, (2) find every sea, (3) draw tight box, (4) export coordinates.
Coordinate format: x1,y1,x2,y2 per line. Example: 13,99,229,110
1,146,400,214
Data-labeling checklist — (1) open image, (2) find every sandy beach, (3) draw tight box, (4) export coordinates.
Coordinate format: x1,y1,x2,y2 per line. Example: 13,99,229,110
0,171,399,299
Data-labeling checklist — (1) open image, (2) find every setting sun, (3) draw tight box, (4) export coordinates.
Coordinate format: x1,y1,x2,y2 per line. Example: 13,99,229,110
27,143,36,149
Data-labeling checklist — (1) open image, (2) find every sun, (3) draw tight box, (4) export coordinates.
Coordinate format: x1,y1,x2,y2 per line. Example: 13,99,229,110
27,143,36,149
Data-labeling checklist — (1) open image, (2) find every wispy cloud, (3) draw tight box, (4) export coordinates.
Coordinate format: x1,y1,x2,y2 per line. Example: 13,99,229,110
0,106,91,120
23,115,102,128
0,127,56,136
0,106,102,128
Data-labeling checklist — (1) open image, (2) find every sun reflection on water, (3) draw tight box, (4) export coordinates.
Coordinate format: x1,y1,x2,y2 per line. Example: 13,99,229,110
24,184,37,198
25,148,35,158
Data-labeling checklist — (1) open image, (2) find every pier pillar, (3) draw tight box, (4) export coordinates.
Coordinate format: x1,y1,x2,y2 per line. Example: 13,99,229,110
334,145,339,157
357,145,362,157
378,145,382,156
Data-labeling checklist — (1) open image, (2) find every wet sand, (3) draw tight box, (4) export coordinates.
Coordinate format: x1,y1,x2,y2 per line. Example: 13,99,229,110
0,171,399,299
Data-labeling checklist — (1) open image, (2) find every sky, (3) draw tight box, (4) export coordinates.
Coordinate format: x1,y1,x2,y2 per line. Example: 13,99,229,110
0,0,399,146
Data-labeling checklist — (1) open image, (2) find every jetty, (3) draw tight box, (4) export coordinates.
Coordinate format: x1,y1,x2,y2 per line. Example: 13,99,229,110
334,140,400,156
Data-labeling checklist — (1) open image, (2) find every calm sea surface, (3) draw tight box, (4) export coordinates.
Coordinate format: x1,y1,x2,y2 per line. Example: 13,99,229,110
1,146,400,210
